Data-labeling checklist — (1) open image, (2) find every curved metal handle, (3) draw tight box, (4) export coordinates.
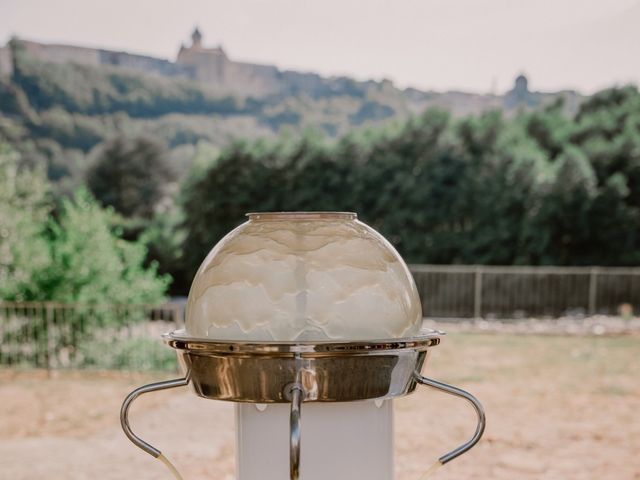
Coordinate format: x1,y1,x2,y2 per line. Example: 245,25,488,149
285,382,303,480
413,372,485,465
120,377,190,458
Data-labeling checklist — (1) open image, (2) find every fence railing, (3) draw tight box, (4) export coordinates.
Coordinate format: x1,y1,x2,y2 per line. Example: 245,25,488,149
2,265,639,370
410,265,640,319
0,302,184,370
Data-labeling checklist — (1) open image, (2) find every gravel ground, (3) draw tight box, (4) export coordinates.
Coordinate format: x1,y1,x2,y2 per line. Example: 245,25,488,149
425,315,640,336
1,332,639,480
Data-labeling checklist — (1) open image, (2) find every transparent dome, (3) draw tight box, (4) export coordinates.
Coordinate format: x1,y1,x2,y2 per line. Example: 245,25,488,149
185,212,422,341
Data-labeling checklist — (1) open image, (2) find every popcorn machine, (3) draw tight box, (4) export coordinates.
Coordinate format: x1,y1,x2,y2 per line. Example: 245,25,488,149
121,212,485,479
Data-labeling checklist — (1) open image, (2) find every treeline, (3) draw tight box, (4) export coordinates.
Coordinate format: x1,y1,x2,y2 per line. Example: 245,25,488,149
0,44,405,194
181,86,640,278
1,82,639,298
3,39,397,143
0,142,169,303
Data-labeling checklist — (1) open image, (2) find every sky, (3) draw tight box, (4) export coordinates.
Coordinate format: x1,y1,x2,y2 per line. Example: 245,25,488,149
1,0,639,94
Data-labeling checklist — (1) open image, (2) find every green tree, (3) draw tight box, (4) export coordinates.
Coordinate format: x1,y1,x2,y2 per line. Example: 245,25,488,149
587,172,640,265
141,204,189,295
524,99,574,159
87,135,176,219
529,146,598,264
179,89,640,276
38,189,170,306
0,142,51,300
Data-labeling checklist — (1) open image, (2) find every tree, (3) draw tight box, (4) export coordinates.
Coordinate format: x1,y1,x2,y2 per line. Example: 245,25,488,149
525,99,574,159
178,90,640,276
587,172,640,265
0,141,170,304
87,135,176,219
0,142,51,300
38,189,170,307
181,140,289,275
529,146,598,264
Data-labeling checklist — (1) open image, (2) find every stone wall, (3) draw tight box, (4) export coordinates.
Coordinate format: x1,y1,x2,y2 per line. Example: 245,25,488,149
2,37,583,112
21,40,101,66
176,48,227,84
0,46,12,77
224,61,281,96
99,50,192,79
175,46,282,96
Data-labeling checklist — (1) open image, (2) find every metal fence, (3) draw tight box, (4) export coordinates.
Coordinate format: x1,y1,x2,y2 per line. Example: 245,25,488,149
410,265,640,319
2,265,639,370
0,302,184,370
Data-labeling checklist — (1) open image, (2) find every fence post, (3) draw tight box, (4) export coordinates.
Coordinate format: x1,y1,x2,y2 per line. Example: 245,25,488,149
474,266,483,319
45,302,54,375
173,303,184,328
588,267,599,315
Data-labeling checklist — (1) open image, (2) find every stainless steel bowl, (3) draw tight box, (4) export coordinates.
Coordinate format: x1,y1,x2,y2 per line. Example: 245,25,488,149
164,328,442,403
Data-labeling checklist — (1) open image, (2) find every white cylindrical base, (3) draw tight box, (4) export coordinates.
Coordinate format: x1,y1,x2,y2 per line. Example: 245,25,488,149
236,400,393,480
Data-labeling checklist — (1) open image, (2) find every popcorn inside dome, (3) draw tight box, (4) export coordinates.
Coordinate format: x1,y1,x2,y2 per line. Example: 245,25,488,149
185,213,422,341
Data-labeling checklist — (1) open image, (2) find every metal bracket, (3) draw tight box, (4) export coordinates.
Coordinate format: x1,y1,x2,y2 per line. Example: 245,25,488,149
284,382,304,480
120,377,190,458
413,372,486,464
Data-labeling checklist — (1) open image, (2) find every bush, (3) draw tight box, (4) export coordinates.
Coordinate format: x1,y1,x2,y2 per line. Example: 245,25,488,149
0,142,51,301
78,335,178,371
38,189,171,307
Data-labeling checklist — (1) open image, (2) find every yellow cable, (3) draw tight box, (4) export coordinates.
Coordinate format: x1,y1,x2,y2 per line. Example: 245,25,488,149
157,453,184,480
417,459,443,480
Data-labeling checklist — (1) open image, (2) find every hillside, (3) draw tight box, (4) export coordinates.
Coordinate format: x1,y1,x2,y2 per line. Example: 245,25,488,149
0,34,582,190
1,33,638,295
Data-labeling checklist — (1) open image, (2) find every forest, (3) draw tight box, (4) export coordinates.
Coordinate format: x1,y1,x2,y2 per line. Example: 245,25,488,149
1,41,639,299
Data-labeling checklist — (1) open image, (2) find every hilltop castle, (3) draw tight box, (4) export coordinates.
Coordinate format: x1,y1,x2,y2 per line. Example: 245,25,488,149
175,28,282,95
0,29,581,115
0,28,293,97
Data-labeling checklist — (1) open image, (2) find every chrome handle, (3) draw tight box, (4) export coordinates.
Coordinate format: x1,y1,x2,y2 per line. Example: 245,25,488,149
285,382,304,480
413,372,485,465
120,377,190,458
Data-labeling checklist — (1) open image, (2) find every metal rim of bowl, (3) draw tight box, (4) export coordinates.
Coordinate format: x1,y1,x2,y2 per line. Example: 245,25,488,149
245,211,358,221
163,327,443,355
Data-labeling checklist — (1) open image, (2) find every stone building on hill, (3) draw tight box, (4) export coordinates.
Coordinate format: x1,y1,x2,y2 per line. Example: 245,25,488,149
0,46,12,77
176,28,230,84
175,28,281,95
0,29,582,115
504,73,536,108
0,37,191,79
0,28,295,97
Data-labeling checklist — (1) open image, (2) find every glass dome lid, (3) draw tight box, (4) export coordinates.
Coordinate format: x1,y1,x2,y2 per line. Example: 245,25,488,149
185,212,422,341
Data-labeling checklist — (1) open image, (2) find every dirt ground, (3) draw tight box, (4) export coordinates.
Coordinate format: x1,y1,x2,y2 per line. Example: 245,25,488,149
1,333,639,480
